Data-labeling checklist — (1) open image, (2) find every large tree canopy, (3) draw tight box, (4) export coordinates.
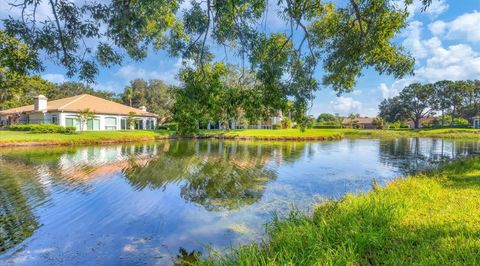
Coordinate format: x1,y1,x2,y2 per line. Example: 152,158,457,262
2,0,435,130
121,79,175,121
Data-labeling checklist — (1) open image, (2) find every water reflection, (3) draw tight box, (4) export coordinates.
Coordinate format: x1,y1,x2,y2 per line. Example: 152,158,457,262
0,161,45,253
124,141,278,211
0,138,479,265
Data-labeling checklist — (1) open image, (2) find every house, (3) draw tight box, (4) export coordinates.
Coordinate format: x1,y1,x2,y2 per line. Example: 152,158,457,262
473,116,480,129
405,117,435,128
341,117,376,129
0,94,158,130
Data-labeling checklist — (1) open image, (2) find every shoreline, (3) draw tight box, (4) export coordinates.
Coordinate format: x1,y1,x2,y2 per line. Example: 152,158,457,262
1,128,479,147
0,134,343,147
201,156,480,265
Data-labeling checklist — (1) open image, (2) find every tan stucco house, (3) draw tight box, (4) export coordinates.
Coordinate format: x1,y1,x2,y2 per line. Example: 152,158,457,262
0,94,157,130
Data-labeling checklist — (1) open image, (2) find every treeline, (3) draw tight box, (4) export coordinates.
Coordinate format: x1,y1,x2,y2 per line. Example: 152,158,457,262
173,63,307,135
0,75,175,122
379,80,480,128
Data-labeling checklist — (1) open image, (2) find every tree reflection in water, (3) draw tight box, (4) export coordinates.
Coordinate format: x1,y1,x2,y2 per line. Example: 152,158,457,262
2,138,480,262
0,161,46,253
124,141,283,211
378,138,480,174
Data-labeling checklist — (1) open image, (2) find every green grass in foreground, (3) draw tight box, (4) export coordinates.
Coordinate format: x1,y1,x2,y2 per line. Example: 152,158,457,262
0,130,172,144
199,157,480,265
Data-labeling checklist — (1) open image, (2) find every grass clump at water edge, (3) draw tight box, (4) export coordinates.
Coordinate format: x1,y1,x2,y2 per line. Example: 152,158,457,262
196,157,480,265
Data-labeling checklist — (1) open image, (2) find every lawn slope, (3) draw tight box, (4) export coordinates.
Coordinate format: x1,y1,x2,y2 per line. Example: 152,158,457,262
200,157,480,265
0,130,172,146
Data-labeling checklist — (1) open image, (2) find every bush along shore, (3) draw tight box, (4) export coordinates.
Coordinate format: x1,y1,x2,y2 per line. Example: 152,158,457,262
197,157,480,265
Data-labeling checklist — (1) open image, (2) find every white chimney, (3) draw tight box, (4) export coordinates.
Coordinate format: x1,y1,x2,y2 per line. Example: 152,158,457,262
34,95,48,111
139,106,147,112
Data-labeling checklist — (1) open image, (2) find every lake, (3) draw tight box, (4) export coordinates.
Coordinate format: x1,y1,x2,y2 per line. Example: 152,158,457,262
1,138,479,265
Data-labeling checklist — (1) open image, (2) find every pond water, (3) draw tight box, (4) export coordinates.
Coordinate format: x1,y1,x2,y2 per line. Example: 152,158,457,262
1,138,479,265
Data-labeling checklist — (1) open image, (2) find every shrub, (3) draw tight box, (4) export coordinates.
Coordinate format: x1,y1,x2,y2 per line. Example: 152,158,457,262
8,124,76,133
312,124,342,129
281,118,292,129
272,123,282,129
158,122,178,131
64,126,77,134
388,121,410,129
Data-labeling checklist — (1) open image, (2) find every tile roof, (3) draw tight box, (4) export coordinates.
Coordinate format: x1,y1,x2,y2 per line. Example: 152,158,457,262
0,94,157,117
342,117,375,124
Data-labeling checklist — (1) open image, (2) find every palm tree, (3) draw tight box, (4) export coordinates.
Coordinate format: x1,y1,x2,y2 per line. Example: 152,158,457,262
124,86,134,107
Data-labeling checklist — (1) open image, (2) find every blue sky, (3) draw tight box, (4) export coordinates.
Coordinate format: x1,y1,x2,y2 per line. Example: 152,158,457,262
1,0,479,117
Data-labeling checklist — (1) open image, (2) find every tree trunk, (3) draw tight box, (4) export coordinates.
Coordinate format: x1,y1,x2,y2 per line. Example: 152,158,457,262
451,107,455,127
441,109,444,127
414,117,420,129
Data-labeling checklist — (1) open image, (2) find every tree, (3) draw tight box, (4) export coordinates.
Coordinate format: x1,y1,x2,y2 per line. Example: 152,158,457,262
0,75,54,110
399,83,434,129
372,117,385,129
317,113,337,122
378,96,406,123
432,80,454,127
4,0,434,130
447,81,466,126
121,79,175,122
127,112,136,130
123,86,135,107
0,31,41,82
76,108,95,131
47,82,118,102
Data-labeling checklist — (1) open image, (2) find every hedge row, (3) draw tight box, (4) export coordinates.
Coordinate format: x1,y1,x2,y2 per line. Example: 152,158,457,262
9,124,76,133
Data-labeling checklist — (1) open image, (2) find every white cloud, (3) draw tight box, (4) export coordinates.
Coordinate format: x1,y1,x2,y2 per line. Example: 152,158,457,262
93,81,122,93
396,0,448,20
429,11,480,42
329,96,362,114
402,21,428,59
379,10,480,103
423,0,449,18
115,59,183,85
415,43,480,82
428,20,447,36
378,78,411,99
42,73,66,83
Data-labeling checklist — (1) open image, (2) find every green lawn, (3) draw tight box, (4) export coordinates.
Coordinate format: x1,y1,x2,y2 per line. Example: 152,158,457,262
199,157,480,265
343,128,480,139
0,130,172,145
211,128,343,140
201,128,480,140
1,128,479,146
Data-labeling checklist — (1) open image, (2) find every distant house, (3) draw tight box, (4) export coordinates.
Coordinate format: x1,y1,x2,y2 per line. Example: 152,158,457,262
405,117,435,128
473,116,480,129
0,94,158,130
206,110,285,130
341,117,376,129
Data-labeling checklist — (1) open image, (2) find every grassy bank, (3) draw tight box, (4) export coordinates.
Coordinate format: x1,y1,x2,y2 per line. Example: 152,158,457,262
211,128,343,140
203,128,480,140
343,128,480,139
1,128,479,146
0,130,172,146
200,157,480,265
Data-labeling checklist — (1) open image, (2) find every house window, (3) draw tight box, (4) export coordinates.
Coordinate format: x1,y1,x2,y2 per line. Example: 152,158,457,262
105,117,117,130
66,117,74,127
51,115,58,124
121,118,127,130
87,119,100,130
146,120,151,130
134,119,143,130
